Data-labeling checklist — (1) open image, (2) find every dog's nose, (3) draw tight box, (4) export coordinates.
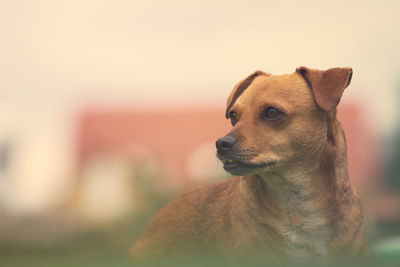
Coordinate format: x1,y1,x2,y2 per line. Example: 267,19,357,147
216,136,236,151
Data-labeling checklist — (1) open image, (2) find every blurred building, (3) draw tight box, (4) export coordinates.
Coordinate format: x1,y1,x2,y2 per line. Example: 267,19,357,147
72,101,385,221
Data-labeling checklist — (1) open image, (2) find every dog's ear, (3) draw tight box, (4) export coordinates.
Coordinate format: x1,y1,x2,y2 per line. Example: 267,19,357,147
296,66,353,112
225,71,266,118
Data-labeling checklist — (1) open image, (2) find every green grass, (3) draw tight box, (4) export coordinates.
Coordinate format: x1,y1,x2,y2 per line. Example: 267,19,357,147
0,195,399,267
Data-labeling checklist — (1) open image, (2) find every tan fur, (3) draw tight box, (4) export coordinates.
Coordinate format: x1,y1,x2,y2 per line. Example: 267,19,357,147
130,67,368,262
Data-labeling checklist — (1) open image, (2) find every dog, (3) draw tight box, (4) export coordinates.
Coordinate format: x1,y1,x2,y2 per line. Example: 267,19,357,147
130,67,368,262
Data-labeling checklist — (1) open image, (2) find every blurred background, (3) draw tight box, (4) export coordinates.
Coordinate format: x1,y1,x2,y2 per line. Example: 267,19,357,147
0,0,399,266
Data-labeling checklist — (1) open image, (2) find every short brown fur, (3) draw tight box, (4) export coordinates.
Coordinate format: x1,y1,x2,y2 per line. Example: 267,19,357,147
130,67,368,262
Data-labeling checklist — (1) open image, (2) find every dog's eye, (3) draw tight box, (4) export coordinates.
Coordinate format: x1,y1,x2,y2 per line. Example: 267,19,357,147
229,110,237,126
262,107,283,121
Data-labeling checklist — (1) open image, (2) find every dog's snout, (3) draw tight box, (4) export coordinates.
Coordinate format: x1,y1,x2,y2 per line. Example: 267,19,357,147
216,136,236,151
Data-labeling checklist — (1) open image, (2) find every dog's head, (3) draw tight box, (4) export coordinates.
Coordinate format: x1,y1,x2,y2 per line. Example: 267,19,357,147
216,67,352,176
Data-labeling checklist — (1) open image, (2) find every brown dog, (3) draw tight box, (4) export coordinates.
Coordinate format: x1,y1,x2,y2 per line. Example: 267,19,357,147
130,67,368,262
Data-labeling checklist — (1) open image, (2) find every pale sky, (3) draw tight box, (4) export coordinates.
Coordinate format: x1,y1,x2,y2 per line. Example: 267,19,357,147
0,0,399,133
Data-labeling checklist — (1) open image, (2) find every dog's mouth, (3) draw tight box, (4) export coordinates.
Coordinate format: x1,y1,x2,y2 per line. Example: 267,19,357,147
221,158,276,176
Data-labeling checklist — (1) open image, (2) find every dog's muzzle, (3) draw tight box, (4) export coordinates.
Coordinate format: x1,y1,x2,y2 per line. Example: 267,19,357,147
216,136,236,155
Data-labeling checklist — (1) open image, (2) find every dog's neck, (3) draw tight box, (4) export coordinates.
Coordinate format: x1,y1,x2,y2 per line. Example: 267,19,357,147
239,118,353,259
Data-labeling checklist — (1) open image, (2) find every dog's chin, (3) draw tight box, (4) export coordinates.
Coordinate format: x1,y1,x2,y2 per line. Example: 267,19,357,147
222,160,276,176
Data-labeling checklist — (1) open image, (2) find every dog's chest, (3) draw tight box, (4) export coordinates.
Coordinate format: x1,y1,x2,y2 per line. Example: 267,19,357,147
281,197,332,259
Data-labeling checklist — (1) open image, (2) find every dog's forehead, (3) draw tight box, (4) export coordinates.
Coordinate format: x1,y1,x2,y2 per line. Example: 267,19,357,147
234,72,315,111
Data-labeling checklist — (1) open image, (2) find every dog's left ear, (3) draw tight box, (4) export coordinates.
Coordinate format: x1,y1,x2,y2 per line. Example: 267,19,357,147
296,66,353,112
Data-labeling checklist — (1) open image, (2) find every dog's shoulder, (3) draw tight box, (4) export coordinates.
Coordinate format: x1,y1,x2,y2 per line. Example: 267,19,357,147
130,177,241,257
153,177,241,225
